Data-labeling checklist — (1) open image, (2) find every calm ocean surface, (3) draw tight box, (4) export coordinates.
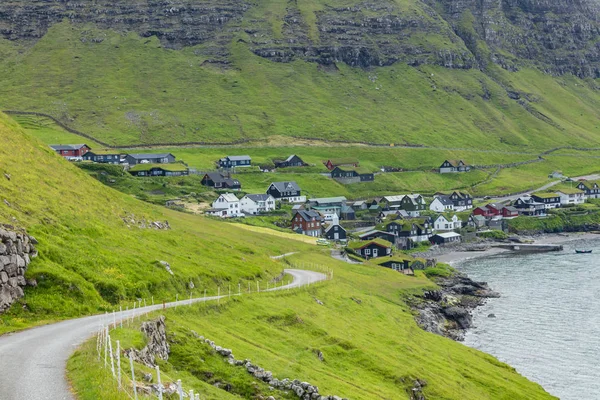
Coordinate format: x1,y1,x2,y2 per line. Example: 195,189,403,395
458,239,600,400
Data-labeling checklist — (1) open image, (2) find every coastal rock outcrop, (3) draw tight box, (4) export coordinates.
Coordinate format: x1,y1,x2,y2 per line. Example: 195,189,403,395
411,273,499,341
0,225,38,314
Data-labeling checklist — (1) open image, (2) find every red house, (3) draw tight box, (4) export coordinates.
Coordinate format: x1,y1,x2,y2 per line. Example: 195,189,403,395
473,206,494,218
501,206,519,218
485,203,502,216
291,210,322,237
49,144,91,158
323,158,359,171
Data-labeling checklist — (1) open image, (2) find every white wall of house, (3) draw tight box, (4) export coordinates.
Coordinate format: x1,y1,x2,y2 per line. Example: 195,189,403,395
240,195,276,215
558,192,585,206
280,195,307,203
212,194,242,217
429,198,454,213
434,215,461,231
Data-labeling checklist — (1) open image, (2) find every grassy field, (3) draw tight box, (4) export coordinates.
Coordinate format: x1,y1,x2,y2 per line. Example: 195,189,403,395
68,252,556,399
0,20,599,149
0,112,321,333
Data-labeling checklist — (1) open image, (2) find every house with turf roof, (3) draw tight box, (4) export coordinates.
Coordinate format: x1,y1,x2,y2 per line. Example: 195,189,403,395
439,159,471,173
357,230,397,244
323,157,359,171
556,188,585,206
375,256,415,275
576,181,600,199
330,166,374,183
128,163,189,177
82,150,122,164
347,238,392,259
531,193,561,209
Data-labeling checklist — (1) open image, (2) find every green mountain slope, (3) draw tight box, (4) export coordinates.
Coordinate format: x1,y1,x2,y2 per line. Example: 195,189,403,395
0,112,313,331
0,20,598,148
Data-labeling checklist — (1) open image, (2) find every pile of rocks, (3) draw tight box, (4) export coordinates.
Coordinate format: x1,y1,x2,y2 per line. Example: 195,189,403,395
0,225,38,313
195,333,348,400
124,316,170,367
121,214,170,230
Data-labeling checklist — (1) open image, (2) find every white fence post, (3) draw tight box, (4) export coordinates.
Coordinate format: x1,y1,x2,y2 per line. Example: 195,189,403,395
189,389,194,399
177,379,183,400
104,327,109,367
190,291,193,305
204,289,207,304
156,365,163,400
195,394,200,400
116,340,122,390
108,333,115,377
131,302,135,324
129,356,138,400
113,310,116,329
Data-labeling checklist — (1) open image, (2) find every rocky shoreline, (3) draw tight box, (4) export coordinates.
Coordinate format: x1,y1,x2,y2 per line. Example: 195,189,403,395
409,273,500,341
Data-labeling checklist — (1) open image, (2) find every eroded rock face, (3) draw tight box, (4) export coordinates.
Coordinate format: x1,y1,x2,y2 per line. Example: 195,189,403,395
0,0,599,75
0,225,38,313
124,316,170,368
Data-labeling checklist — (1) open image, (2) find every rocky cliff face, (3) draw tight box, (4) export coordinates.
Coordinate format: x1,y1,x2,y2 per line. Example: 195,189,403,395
0,0,599,76
0,225,37,314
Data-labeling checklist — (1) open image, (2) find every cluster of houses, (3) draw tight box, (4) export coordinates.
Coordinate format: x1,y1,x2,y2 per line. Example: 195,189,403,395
50,144,189,177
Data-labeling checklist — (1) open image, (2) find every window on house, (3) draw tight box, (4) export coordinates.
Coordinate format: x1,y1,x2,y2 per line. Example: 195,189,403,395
365,249,371,255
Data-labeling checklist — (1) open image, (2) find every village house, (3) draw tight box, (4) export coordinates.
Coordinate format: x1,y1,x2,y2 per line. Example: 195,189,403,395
82,150,121,164
218,155,252,169
473,206,495,218
513,195,546,216
273,155,305,168
429,196,454,212
330,166,374,183
384,219,432,243
210,193,242,218
309,197,347,216
291,210,322,237
128,164,189,177
240,194,276,215
377,210,410,223
375,256,415,275
576,181,600,199
485,203,504,216
125,153,175,165
350,200,368,211
433,215,461,231
323,158,359,171
50,144,91,159
267,181,306,203
531,193,561,209
358,230,397,244
442,191,473,211
487,217,506,231
439,160,471,173
324,224,347,241
201,172,241,190
556,189,585,206
467,215,487,229
501,206,519,219
380,194,426,217
347,239,392,259
340,205,356,220
430,232,462,245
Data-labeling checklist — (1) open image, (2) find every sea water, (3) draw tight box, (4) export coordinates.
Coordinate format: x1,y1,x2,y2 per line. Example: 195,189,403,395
459,239,600,399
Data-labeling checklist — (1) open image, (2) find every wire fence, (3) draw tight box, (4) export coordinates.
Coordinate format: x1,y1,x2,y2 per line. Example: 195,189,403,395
94,265,333,399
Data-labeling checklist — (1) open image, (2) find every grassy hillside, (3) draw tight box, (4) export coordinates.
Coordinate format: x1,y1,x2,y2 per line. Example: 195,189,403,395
0,113,318,332
69,253,556,399
0,21,599,148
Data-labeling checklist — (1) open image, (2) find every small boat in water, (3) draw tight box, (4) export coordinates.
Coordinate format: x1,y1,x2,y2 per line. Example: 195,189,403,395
575,249,592,254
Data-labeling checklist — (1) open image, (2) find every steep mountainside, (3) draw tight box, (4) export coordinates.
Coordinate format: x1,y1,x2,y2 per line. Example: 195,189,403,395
0,0,598,146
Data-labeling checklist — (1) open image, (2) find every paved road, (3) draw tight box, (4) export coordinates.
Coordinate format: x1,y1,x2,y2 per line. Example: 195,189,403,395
0,269,326,400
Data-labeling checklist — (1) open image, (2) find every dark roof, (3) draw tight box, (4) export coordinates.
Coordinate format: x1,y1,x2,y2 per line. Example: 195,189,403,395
294,210,320,221
332,166,372,174
224,155,251,161
127,153,174,159
435,195,454,206
270,181,301,192
503,206,518,212
358,230,392,239
285,155,300,162
205,172,226,182
245,194,272,202
324,224,346,233
50,144,89,151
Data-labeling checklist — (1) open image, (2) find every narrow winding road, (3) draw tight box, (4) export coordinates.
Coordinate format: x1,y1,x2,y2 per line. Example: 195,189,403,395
0,269,327,400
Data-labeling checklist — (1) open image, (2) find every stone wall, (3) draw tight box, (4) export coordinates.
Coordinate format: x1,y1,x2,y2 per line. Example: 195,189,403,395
0,225,38,313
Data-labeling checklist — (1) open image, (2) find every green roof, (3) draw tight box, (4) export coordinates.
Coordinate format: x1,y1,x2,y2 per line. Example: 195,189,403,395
375,256,414,265
327,158,359,165
532,192,559,199
130,163,188,172
347,238,392,250
334,166,372,174
556,188,584,195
